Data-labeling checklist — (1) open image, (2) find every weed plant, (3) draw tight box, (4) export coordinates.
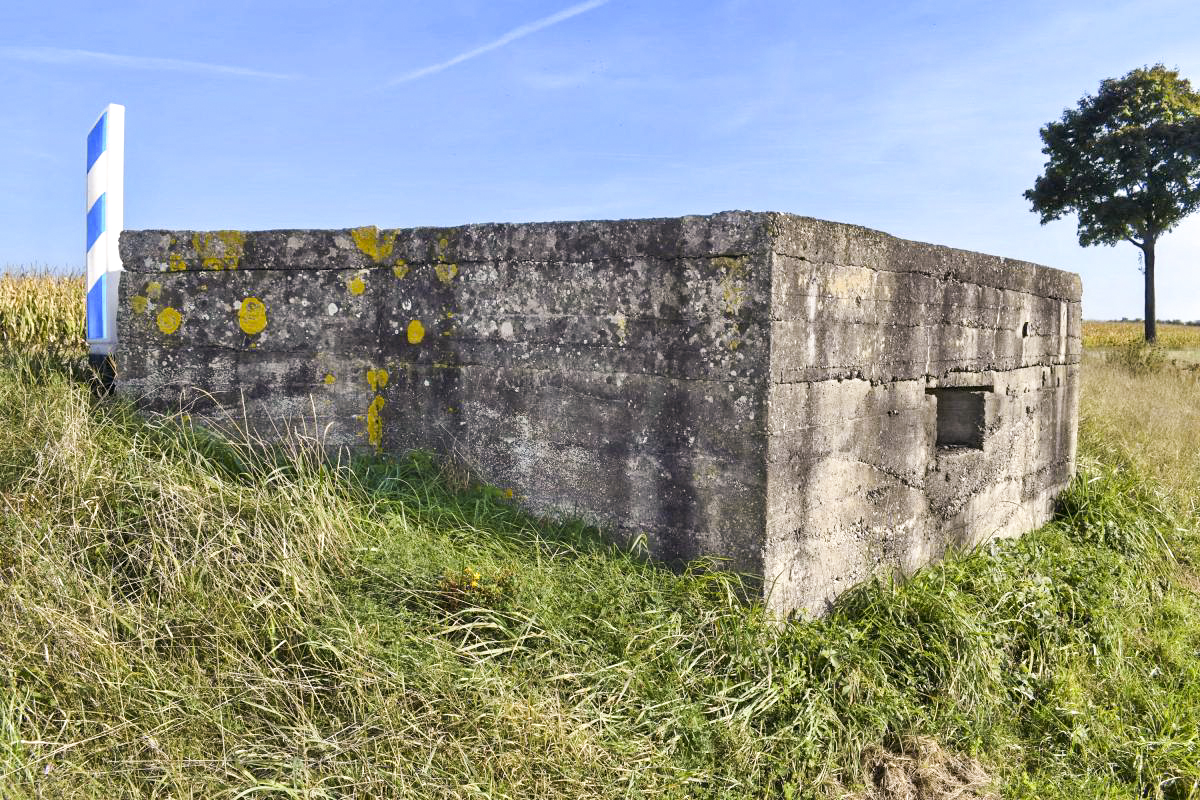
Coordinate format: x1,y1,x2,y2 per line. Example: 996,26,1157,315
1106,340,1170,375
1,282,1197,798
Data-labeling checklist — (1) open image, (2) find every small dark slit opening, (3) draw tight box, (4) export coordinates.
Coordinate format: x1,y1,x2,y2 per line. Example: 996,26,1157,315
926,386,991,450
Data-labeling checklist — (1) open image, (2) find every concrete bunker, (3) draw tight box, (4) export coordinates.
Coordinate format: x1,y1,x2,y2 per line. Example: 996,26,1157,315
114,211,1081,616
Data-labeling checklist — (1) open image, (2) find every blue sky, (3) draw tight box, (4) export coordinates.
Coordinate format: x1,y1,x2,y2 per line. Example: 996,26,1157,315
2,0,1198,320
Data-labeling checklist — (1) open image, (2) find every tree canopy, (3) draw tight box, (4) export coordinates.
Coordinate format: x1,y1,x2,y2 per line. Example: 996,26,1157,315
1025,65,1200,342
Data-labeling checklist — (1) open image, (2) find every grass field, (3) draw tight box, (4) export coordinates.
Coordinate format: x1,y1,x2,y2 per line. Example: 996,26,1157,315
1,272,1198,799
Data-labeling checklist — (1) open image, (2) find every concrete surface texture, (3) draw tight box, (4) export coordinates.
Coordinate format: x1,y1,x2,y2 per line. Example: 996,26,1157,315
116,212,1081,616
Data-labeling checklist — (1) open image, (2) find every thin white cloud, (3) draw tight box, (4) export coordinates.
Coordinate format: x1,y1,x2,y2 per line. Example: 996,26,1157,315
0,46,295,79
388,0,610,85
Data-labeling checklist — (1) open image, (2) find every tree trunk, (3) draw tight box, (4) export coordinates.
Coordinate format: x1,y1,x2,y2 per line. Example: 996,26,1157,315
1144,240,1157,343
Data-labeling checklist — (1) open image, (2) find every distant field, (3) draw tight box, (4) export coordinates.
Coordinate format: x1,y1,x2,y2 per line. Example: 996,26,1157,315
1082,319,1200,349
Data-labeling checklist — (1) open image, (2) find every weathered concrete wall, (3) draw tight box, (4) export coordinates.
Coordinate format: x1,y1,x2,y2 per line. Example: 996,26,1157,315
762,217,1080,613
116,212,1081,616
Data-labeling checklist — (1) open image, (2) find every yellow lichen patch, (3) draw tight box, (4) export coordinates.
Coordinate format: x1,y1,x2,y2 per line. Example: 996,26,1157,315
131,295,149,314
722,283,746,313
347,274,366,296
432,234,459,280
610,312,628,344
729,338,741,350
168,252,188,272
351,226,397,263
406,320,425,345
351,226,378,258
156,306,182,335
366,395,385,449
238,296,268,335
367,368,390,391
145,281,163,299
192,231,247,271
324,373,336,385
380,230,397,261
713,255,749,314
393,258,409,279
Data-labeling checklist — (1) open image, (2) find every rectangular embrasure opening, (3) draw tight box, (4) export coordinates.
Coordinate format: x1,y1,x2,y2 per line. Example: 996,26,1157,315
926,386,991,450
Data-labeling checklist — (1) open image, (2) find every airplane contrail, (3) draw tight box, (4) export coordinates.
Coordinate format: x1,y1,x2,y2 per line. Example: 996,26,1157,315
388,0,611,85
0,45,295,79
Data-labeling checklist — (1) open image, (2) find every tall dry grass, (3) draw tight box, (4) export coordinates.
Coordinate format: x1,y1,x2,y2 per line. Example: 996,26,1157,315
1080,350,1200,517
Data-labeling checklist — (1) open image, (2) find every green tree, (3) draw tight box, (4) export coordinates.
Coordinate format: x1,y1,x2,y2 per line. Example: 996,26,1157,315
1025,65,1200,343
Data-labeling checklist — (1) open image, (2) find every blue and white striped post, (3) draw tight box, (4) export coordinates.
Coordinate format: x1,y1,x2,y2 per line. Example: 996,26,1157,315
86,103,125,356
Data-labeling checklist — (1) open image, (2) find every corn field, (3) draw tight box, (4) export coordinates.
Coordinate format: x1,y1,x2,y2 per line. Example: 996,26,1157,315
0,269,86,357
1082,320,1200,349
